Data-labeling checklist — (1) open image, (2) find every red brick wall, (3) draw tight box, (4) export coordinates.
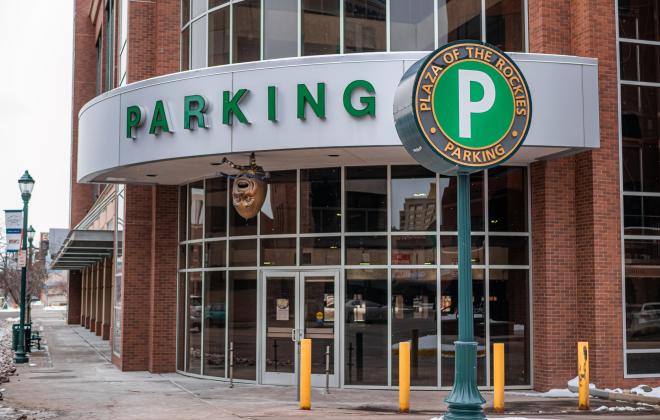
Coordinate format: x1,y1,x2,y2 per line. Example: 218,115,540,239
67,271,82,325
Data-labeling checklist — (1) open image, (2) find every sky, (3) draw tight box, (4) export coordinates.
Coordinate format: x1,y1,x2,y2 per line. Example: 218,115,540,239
0,0,73,244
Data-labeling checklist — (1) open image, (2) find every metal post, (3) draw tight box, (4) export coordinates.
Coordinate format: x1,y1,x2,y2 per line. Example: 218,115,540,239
444,173,485,420
15,197,29,364
324,345,330,394
229,341,234,388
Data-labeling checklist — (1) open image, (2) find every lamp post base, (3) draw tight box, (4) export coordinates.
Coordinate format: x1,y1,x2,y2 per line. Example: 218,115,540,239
14,352,29,364
444,341,485,420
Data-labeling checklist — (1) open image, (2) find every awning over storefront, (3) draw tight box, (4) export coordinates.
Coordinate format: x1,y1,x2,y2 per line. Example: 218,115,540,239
49,230,114,270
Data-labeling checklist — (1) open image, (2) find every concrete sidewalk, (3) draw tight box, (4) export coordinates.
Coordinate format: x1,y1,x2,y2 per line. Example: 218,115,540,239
2,308,660,420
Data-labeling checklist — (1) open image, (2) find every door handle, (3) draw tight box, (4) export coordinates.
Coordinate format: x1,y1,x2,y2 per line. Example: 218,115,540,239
291,328,298,342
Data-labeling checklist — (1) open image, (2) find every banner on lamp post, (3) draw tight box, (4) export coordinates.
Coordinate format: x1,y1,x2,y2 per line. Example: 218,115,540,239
4,210,23,253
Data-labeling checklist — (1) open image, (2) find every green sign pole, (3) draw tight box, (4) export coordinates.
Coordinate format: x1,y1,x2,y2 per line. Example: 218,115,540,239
444,173,485,419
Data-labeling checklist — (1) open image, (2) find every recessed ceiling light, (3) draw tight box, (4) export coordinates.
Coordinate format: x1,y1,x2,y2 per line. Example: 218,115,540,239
328,154,340,157
211,162,222,166
146,174,157,177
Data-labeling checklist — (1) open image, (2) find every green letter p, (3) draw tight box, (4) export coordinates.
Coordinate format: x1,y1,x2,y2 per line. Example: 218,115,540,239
126,105,144,139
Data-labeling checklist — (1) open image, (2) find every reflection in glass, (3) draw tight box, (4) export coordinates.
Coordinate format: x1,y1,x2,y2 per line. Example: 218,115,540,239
489,269,529,385
209,0,229,8
189,181,204,240
304,275,336,374
621,85,660,193
181,26,190,71
186,272,203,374
204,271,226,377
261,238,297,266
228,271,257,380
205,241,226,268
489,236,529,265
438,0,481,44
188,243,203,268
302,0,340,56
620,43,660,83
300,236,341,265
177,273,185,371
440,236,485,265
346,166,387,232
261,171,297,235
486,0,524,52
265,276,296,373
390,0,435,51
391,236,436,265
233,0,260,63
191,0,206,19
618,0,660,41
625,239,660,350
228,239,257,267
301,168,341,233
627,353,660,374
191,17,206,69
346,236,387,265
488,166,527,232
623,195,660,236
345,269,388,385
391,165,436,232
182,0,190,25
344,0,386,53
208,7,230,66
441,269,486,386
440,173,484,231
205,176,227,237
229,179,257,236
264,0,298,59
391,269,437,386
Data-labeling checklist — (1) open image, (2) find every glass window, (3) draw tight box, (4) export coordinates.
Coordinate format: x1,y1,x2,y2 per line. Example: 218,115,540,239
233,0,261,63
441,268,486,386
391,235,436,265
189,181,204,240
440,235,485,265
346,166,387,232
621,86,660,193
191,0,207,19
204,271,226,377
619,0,660,41
625,239,660,353
438,0,481,44
344,0,386,53
181,27,190,71
229,179,257,236
188,243,203,268
627,353,660,374
486,0,524,52
623,195,660,236
228,271,257,380
488,167,527,232
209,0,229,8
346,236,387,265
177,273,186,370
391,269,437,386
345,269,388,385
186,272,203,374
439,173,484,231
261,170,297,235
261,238,297,266
191,16,207,69
391,165,436,232
179,185,187,241
205,241,226,267
489,236,529,265
228,239,257,267
302,0,340,56
301,167,341,233
208,7,230,66
182,0,191,25
390,0,435,51
620,43,660,83
264,0,298,59
489,269,529,385
300,236,341,265
205,177,227,238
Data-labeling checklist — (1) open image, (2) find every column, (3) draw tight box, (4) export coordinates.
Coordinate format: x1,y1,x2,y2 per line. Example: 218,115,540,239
90,264,97,333
67,270,82,325
95,262,102,335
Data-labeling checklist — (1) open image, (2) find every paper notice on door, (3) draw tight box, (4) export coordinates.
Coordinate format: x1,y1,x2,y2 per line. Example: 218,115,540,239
276,298,289,321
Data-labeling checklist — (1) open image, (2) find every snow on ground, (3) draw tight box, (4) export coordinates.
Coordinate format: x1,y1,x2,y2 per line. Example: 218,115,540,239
632,385,660,398
594,405,649,412
43,305,67,311
510,389,577,398
0,309,18,313
431,417,562,420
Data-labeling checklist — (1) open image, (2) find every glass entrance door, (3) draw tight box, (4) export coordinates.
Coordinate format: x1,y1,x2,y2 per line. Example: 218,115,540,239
262,271,339,387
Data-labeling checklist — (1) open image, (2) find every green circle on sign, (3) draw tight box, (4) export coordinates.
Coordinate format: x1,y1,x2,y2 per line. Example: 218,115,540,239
433,60,514,149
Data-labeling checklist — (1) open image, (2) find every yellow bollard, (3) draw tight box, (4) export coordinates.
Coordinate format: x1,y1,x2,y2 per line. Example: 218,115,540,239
399,341,411,412
493,343,504,413
578,341,589,410
300,338,312,410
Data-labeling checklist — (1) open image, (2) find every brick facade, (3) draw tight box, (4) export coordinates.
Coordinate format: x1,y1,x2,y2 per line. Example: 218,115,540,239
66,271,82,325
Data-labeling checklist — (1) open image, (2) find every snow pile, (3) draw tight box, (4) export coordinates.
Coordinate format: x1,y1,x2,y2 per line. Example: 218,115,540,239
594,405,648,412
431,417,561,420
43,305,67,312
0,321,16,384
567,376,595,390
631,385,660,398
511,389,577,398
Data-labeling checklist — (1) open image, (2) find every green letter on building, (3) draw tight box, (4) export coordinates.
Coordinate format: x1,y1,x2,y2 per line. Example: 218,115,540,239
268,86,277,122
297,83,326,120
343,80,376,117
184,95,208,129
126,105,143,139
223,89,250,125
149,100,172,134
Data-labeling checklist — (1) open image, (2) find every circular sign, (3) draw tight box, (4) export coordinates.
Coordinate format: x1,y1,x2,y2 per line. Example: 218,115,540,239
394,41,532,175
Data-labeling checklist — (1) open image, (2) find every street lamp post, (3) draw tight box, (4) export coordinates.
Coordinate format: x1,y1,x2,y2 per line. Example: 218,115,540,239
27,225,35,325
15,171,35,364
